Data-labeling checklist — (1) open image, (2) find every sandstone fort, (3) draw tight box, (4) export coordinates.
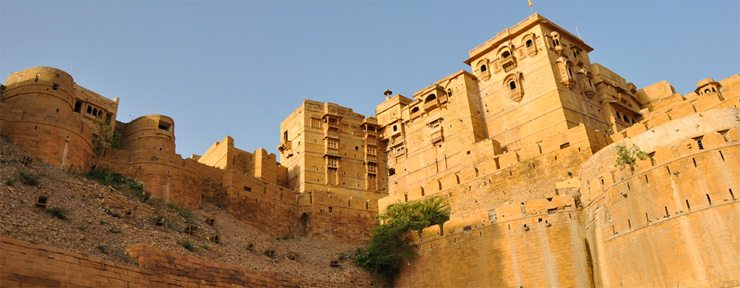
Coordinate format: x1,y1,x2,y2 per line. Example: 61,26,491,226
0,14,738,287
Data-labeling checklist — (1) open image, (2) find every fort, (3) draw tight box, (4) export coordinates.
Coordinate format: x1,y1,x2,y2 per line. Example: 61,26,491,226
0,13,738,287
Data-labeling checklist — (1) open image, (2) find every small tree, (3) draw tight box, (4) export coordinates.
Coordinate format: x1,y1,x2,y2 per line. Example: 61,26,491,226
92,119,118,171
355,196,450,285
614,144,647,171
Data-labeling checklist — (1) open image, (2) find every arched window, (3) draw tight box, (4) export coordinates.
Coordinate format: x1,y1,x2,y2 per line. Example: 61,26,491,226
411,107,420,113
425,94,437,103
480,64,487,73
501,51,511,59
392,125,398,132
509,81,517,90
712,87,717,92
526,39,533,48
704,89,710,94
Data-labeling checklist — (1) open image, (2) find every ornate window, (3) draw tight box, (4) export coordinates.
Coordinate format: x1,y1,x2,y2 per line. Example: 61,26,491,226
522,33,537,56
550,31,562,52
503,73,524,102
556,57,575,87
577,69,596,97
498,46,517,72
424,93,439,111
367,162,378,174
326,138,339,149
327,156,340,168
477,59,490,79
428,118,444,144
425,94,437,103
367,145,377,156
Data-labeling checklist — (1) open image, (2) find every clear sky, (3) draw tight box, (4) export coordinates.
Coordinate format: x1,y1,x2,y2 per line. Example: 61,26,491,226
1,1,738,158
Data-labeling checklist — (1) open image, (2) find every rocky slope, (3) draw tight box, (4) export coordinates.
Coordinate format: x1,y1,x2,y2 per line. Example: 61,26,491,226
0,137,371,285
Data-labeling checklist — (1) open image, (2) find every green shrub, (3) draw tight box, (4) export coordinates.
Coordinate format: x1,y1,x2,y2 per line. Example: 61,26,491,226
4,178,15,186
47,207,69,220
178,239,197,252
86,170,153,203
167,202,195,224
615,144,647,171
18,172,39,186
353,196,450,285
108,227,123,234
86,170,126,188
128,181,150,202
97,245,110,254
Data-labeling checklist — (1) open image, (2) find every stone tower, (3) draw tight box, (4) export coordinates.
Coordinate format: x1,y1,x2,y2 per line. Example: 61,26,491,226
278,100,387,201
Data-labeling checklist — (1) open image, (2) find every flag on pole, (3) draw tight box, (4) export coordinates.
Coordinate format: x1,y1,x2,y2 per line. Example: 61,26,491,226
528,0,533,8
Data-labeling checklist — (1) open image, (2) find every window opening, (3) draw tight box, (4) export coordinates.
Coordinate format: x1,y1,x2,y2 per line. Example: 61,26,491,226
158,121,172,131
425,94,437,103
694,137,704,150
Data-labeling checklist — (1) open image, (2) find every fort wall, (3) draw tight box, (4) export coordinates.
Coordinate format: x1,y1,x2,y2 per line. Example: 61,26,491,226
297,190,378,243
380,123,595,220
394,204,590,288
580,109,740,288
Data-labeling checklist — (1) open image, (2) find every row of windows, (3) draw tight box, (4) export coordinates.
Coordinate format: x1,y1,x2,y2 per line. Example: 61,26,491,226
615,111,637,125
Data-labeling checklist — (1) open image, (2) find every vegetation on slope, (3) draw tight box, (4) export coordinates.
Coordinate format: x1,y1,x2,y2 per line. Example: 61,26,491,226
353,196,450,285
0,138,371,285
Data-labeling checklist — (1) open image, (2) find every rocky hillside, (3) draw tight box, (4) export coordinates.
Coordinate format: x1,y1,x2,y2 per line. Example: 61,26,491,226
0,137,371,286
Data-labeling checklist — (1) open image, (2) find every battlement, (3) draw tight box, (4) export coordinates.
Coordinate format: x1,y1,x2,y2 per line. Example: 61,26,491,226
198,135,287,185
466,13,592,65
381,123,595,217
3,67,75,92
582,109,739,204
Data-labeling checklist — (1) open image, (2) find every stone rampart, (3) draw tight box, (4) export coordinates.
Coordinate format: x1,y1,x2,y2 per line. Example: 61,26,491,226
395,202,590,288
580,108,740,287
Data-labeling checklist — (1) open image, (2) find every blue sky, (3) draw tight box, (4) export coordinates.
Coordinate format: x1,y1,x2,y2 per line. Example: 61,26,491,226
1,1,738,158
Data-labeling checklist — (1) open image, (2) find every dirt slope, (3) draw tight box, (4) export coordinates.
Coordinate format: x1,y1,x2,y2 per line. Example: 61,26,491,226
0,137,370,285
